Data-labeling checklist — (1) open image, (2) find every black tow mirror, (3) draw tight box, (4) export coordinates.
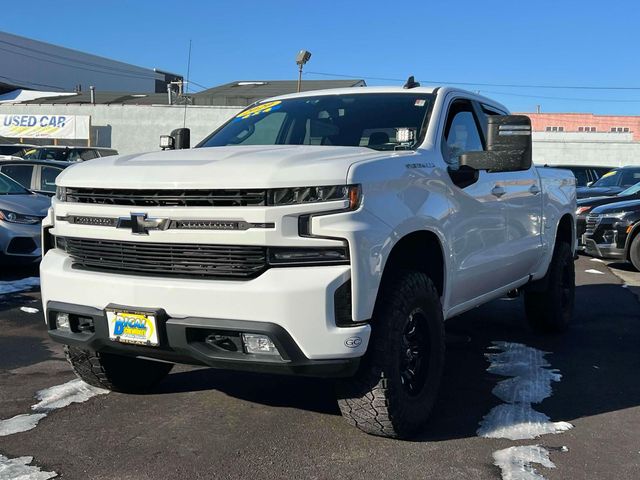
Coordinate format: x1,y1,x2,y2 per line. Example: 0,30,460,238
159,128,191,150
459,115,532,172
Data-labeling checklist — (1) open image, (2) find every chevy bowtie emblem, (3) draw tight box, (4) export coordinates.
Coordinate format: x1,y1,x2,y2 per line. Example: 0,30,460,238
117,213,169,235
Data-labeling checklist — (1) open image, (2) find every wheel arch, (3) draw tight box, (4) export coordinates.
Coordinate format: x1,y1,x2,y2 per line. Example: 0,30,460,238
377,230,446,300
556,213,575,248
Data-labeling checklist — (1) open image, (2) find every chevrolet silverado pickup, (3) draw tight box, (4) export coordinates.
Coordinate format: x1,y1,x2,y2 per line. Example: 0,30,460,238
40,86,576,438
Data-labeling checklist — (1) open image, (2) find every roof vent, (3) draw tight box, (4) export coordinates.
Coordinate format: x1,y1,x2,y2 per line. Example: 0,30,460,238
403,76,420,89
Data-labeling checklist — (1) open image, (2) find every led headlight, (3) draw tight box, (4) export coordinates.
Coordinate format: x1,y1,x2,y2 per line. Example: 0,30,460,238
0,209,41,224
55,186,67,202
267,185,361,209
268,247,349,265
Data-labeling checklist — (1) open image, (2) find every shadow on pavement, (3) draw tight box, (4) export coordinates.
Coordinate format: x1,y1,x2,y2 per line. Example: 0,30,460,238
155,281,640,441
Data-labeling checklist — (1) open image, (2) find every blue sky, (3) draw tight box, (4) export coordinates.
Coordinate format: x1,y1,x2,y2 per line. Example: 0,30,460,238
3,0,640,114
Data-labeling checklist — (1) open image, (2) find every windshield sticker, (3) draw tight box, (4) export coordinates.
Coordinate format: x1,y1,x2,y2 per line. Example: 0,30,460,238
601,171,616,178
415,99,426,107
235,100,282,121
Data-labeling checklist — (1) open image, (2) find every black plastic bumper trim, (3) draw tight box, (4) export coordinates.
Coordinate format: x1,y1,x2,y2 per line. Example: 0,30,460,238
46,301,359,378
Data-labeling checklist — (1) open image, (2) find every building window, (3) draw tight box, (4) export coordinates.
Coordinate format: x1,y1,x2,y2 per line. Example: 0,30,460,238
610,127,630,133
546,126,564,132
578,126,596,132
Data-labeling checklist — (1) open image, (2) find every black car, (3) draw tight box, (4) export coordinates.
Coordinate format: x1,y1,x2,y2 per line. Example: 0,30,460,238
576,182,640,243
543,164,612,187
583,198,640,271
576,166,640,199
0,143,36,157
22,146,118,162
0,159,71,196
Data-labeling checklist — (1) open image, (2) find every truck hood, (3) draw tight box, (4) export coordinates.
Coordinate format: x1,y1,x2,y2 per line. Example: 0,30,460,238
56,145,391,189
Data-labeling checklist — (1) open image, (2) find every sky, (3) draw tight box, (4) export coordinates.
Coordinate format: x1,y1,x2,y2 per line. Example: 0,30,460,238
2,0,640,115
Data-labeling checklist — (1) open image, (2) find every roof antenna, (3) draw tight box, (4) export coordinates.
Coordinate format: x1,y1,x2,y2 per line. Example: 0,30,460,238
403,75,420,89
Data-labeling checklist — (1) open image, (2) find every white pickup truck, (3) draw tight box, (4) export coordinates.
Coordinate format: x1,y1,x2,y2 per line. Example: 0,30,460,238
40,85,576,438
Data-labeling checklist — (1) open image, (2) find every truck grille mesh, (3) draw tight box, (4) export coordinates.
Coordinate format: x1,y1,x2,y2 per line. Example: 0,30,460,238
585,214,599,235
65,188,267,207
61,237,267,279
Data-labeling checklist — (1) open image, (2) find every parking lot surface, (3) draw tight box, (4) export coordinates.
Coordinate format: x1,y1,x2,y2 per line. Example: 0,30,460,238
1,255,639,479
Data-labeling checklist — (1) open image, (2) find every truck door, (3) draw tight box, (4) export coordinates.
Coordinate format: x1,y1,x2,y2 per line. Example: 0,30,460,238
442,98,510,308
478,104,543,279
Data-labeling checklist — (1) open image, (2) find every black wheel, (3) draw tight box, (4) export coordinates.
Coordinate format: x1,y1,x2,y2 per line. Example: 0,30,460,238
524,241,575,333
629,234,640,272
64,346,173,393
337,271,445,438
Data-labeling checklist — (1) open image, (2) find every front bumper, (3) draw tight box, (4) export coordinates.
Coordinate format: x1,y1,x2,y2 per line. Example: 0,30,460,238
0,220,41,260
584,239,626,259
41,249,371,373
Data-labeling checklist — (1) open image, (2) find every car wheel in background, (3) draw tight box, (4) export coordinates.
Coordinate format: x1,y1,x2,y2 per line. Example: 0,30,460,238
629,234,640,272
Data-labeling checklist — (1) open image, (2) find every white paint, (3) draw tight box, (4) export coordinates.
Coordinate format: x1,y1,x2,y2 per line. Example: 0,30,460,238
0,380,108,437
0,454,56,479
20,307,39,314
493,446,555,480
0,278,40,296
478,342,573,440
585,269,605,275
0,414,46,437
590,258,606,263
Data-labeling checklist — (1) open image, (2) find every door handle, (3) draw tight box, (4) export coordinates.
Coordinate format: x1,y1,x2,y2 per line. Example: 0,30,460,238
491,185,506,198
529,184,541,195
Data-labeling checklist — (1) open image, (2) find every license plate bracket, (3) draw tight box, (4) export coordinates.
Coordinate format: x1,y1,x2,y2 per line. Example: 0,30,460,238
106,306,163,347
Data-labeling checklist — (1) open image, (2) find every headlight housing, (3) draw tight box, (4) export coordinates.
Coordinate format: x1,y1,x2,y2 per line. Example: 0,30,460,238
0,209,41,225
576,206,591,215
267,185,361,209
55,186,67,202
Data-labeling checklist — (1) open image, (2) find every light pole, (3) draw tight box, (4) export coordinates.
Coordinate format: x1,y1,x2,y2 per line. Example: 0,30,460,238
296,50,312,93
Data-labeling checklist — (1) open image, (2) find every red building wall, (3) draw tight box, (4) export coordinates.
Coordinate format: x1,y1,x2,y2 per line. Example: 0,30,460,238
519,113,640,141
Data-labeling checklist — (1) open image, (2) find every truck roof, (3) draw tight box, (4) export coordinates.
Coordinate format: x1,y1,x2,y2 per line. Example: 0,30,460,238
260,85,509,113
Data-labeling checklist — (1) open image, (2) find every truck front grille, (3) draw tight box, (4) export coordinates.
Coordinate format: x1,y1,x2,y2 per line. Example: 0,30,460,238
59,237,267,279
585,214,600,235
65,188,266,207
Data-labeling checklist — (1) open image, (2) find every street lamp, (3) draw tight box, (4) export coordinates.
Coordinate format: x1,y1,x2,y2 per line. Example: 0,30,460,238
296,50,312,93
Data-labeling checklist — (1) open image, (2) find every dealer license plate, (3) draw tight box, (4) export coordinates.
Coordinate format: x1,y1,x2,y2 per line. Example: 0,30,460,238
106,309,159,346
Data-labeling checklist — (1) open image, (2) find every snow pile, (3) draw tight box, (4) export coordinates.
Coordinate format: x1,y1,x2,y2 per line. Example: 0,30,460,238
0,380,108,437
0,454,57,479
0,278,40,296
20,307,39,314
493,446,555,480
478,342,573,440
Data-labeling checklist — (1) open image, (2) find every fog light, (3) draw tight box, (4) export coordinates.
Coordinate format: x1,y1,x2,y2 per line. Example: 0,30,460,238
56,312,70,331
241,333,279,355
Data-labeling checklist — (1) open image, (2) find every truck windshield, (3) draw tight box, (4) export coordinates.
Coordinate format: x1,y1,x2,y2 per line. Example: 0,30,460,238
198,93,434,151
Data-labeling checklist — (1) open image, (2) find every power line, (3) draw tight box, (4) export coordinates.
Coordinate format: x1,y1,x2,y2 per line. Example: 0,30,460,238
481,90,640,103
305,70,640,92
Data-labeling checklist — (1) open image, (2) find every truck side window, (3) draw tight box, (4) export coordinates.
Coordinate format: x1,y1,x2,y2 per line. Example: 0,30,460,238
442,100,484,167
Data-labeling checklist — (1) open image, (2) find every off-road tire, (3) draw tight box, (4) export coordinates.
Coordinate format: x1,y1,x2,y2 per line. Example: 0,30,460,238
64,346,173,393
524,241,575,333
629,234,640,272
337,271,445,439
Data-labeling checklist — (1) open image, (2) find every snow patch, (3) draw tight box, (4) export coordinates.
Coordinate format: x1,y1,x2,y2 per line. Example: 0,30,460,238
0,454,56,479
0,278,40,296
493,445,555,480
20,307,39,314
478,342,573,440
585,269,604,275
478,404,573,440
0,380,108,438
32,379,108,412
0,414,47,437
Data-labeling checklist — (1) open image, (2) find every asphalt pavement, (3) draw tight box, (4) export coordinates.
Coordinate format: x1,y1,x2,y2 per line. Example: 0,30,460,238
0,255,639,480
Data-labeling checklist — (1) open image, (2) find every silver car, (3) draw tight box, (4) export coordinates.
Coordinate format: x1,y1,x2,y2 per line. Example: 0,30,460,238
0,173,51,264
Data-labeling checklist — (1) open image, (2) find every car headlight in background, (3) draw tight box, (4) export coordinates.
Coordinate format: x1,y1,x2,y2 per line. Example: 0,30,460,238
55,186,67,202
0,209,41,225
576,206,591,215
267,185,361,209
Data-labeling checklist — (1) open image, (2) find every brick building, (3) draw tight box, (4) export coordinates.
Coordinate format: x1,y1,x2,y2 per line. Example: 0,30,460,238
524,113,640,141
